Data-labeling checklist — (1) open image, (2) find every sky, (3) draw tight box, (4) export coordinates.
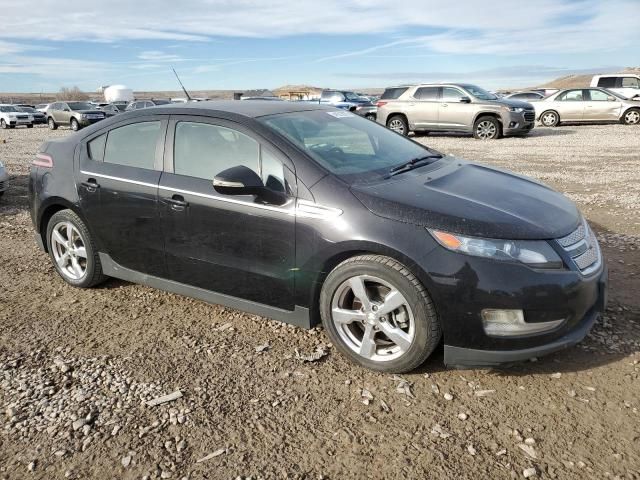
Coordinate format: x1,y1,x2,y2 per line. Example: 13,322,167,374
0,0,638,93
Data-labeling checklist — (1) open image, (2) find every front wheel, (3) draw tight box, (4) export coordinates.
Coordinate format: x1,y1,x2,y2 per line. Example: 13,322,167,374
622,109,640,125
387,115,409,136
48,117,58,130
473,116,502,140
70,118,79,131
0,119,7,129
27,124,34,129
46,209,106,288
320,255,441,373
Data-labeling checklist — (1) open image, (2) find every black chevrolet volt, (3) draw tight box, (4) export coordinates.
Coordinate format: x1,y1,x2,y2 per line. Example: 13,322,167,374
28,101,607,372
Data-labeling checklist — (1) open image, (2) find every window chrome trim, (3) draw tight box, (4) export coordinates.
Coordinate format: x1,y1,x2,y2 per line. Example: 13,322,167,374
81,171,343,219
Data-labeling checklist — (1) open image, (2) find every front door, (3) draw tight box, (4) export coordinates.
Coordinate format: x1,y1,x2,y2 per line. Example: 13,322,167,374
76,117,167,276
158,116,297,310
583,89,622,121
556,89,585,121
437,86,475,130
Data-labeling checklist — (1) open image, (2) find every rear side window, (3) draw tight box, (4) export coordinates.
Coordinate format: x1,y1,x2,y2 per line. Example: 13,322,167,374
414,87,438,100
558,90,583,101
103,121,161,169
380,87,408,100
174,122,260,179
87,134,106,161
597,77,616,88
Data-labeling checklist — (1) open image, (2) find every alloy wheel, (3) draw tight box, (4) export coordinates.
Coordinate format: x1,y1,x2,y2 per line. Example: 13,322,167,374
388,119,405,134
50,221,88,281
541,112,558,126
476,120,497,139
331,275,415,362
625,110,640,125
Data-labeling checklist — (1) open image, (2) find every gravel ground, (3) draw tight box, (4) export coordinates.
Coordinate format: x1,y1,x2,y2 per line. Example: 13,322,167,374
1,124,639,480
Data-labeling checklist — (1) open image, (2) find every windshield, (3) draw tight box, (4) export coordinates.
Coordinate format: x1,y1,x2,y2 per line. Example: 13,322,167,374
152,99,171,105
258,110,441,185
68,102,93,111
462,84,498,100
19,107,36,112
0,106,18,112
344,92,363,101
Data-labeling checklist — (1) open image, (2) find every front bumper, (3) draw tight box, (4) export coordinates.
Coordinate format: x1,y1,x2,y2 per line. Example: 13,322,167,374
502,110,535,135
421,245,608,367
79,117,105,126
0,170,9,192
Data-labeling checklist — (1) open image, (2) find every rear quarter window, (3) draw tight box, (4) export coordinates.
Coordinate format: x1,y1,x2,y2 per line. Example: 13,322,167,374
597,77,617,88
87,134,107,161
380,87,408,100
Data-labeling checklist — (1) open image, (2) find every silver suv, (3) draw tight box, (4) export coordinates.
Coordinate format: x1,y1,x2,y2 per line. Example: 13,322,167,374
376,83,535,139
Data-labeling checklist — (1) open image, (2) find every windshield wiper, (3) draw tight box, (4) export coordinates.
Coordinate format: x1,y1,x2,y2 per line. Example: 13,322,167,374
387,154,442,178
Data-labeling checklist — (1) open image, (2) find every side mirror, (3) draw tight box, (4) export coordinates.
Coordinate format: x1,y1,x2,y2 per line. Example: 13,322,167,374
64,108,71,112
213,165,287,205
608,96,616,101
459,97,471,103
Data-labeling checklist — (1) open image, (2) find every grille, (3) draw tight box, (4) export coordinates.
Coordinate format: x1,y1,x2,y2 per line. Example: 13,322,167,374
0,181,5,191
16,115,28,119
524,111,535,122
556,220,601,274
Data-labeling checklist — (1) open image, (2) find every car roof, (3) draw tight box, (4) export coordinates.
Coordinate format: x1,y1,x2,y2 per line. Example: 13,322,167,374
126,100,333,118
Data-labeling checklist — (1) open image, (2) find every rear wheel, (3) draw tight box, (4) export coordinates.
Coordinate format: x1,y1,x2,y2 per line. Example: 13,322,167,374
46,209,106,288
622,109,640,125
473,116,502,140
320,255,441,373
387,115,409,136
70,118,79,131
48,117,58,130
540,110,559,127
0,119,6,129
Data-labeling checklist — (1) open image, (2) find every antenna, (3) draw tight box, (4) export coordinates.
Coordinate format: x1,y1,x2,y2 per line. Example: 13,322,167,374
172,67,192,102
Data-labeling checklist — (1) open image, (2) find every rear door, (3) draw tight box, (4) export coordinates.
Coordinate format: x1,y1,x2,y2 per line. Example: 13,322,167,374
158,115,297,309
76,116,168,276
410,86,440,129
555,89,586,120
437,86,475,130
583,89,622,120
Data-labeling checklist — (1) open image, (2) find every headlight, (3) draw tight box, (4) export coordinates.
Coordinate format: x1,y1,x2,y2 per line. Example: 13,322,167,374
80,114,87,119
506,107,525,113
429,229,563,269
8,114,17,118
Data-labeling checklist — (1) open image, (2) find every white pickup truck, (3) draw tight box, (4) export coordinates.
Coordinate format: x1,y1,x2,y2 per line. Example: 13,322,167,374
0,104,34,129
591,74,640,100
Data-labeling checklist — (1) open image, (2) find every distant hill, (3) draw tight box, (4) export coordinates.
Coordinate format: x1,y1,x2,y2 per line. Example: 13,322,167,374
536,67,640,89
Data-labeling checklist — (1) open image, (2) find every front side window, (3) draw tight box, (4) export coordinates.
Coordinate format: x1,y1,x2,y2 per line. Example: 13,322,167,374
103,121,161,169
259,110,440,185
588,89,610,101
174,122,260,179
441,87,466,102
622,77,640,88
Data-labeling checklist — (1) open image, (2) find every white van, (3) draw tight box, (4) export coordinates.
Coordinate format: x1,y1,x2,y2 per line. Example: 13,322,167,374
591,74,640,99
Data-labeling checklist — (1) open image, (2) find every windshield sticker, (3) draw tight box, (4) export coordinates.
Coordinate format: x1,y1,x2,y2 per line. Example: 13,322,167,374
326,111,354,118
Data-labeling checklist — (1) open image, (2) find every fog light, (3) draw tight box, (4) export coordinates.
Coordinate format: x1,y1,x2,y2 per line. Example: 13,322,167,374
481,309,565,337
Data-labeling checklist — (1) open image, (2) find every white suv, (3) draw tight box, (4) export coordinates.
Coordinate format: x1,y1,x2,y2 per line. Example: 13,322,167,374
591,74,640,100
0,104,34,129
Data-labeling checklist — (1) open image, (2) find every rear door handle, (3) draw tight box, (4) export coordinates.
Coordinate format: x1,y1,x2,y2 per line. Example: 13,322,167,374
442,103,449,107
163,194,189,210
81,179,100,193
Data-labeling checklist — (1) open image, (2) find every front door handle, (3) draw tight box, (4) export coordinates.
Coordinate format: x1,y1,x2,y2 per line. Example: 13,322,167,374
442,103,449,107
81,179,100,193
163,194,189,210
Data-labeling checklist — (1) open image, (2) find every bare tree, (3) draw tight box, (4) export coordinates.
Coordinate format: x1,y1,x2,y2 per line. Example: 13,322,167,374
57,86,88,101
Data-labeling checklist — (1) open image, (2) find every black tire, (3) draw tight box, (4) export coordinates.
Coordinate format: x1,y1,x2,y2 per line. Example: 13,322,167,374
70,118,79,131
621,108,640,125
540,110,560,127
48,117,58,130
0,119,6,129
365,113,376,121
320,254,441,373
387,115,409,136
46,209,106,288
27,124,34,129
0,191,4,198
473,116,502,140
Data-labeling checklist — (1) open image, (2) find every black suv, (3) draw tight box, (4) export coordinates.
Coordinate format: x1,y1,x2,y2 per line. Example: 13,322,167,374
28,102,607,372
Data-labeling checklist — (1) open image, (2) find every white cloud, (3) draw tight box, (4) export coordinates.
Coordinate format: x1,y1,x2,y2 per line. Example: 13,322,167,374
137,51,184,62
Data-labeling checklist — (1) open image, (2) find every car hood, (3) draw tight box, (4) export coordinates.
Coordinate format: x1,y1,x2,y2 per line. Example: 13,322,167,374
350,158,580,240
489,98,533,109
75,110,105,115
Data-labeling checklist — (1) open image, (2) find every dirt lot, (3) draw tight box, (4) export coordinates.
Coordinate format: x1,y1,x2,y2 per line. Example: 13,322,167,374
1,124,639,480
